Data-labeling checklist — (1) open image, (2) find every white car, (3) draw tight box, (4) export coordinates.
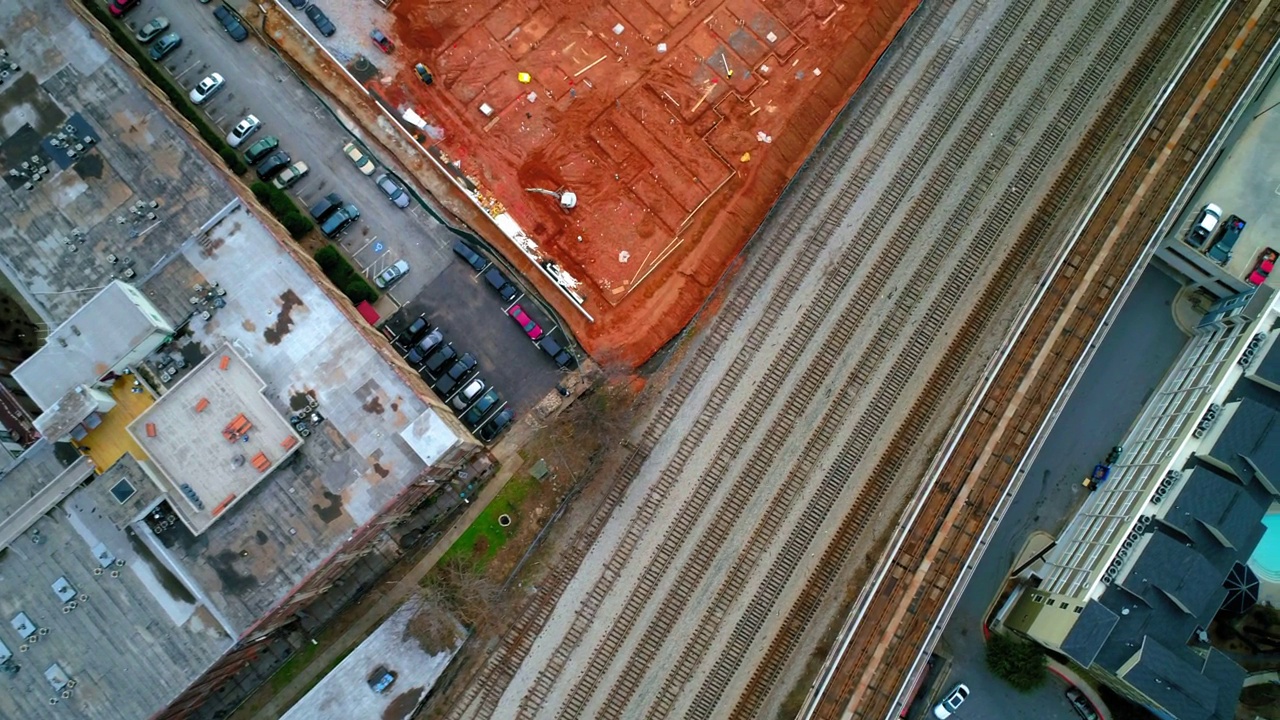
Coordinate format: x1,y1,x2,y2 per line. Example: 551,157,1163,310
1188,202,1222,248
189,73,225,105
374,260,409,289
271,161,309,190
342,141,375,175
226,115,261,147
933,683,969,719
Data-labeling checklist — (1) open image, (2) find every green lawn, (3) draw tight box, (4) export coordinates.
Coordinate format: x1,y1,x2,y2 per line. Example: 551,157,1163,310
438,475,539,571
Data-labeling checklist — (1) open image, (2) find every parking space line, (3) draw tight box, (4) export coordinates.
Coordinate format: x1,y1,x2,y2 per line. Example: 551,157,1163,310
174,62,200,81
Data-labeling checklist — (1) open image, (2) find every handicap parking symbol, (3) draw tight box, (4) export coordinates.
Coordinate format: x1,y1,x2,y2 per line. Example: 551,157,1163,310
373,242,385,253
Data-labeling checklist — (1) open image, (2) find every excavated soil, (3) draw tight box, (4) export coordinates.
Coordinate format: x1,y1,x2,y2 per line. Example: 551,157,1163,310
325,0,918,365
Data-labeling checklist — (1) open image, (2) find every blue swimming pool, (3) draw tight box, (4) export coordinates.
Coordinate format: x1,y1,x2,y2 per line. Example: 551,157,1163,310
1251,513,1280,583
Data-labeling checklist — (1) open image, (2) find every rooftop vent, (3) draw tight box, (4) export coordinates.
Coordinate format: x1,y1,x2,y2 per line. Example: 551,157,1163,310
51,578,75,603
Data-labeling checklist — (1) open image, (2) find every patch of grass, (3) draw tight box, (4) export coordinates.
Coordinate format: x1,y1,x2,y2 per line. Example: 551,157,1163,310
269,640,320,694
81,0,248,175
437,475,540,572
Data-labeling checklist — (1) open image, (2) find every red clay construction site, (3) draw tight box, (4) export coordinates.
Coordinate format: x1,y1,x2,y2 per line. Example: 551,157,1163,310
377,0,918,365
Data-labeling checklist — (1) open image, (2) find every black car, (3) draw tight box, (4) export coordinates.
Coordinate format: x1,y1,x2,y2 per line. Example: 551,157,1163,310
288,0,306,6
434,352,475,396
452,240,488,271
398,315,429,347
149,33,182,61
1207,214,1246,265
538,336,575,369
305,4,336,37
309,193,343,221
423,344,458,379
484,268,518,303
477,408,513,443
405,329,443,366
255,150,291,180
212,6,249,42
320,203,360,238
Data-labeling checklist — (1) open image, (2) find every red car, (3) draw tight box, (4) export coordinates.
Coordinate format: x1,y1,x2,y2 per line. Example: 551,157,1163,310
370,29,395,53
506,304,543,340
1248,248,1276,287
109,0,139,17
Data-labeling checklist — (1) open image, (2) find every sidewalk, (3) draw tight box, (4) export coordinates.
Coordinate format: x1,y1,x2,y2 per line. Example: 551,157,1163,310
240,443,525,719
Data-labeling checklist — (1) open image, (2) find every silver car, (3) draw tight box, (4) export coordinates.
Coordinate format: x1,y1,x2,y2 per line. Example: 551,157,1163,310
374,260,409,289
226,115,261,148
375,173,410,208
189,73,224,105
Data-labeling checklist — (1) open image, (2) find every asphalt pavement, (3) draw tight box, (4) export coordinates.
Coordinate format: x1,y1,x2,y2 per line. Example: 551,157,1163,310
124,0,454,305
384,245,569,422
926,267,1187,720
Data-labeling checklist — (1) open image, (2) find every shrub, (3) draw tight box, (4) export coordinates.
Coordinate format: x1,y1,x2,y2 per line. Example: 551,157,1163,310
312,245,378,305
81,0,246,175
250,182,310,238
281,213,313,240
985,632,1047,692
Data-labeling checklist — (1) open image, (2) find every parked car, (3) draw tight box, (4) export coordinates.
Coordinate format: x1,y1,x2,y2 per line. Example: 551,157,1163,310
1248,248,1277,287
271,161,309,190
1065,688,1098,720
477,408,513,443
370,29,395,53
484,268,518,302
243,135,279,164
462,389,502,428
538,336,575,369
422,344,457,379
1207,214,1246,265
932,683,969,719
212,6,248,42
374,260,409,289
136,17,170,43
452,240,488,271
450,378,485,410
342,141,375,175
304,4,336,37
435,352,476,396
226,115,261,148
309,192,343,221
1105,444,1123,465
189,73,225,105
320,203,360,238
255,150,291,180
149,32,182,61
375,173,410,208
506,304,543,340
1187,202,1222,248
109,0,140,18
405,329,443,367
287,0,306,7
398,315,429,346
368,666,396,694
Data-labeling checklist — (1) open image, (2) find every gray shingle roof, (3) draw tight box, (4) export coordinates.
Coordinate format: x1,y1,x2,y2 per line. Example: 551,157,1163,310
1061,600,1119,667
1205,398,1280,482
1120,636,1237,720
1161,468,1266,553
1121,533,1225,617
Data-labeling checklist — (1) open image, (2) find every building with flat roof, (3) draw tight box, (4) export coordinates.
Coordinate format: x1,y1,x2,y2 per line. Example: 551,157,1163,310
13,281,172,411
128,345,303,535
1002,287,1280,720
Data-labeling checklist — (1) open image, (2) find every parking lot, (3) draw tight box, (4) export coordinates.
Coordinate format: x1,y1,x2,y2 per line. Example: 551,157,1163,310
113,1,574,434
125,0,453,305
383,241,573,431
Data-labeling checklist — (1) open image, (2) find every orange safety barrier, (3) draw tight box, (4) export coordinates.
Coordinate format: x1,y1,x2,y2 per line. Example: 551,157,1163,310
145,422,157,438
219,356,230,371
195,398,209,413
211,493,237,517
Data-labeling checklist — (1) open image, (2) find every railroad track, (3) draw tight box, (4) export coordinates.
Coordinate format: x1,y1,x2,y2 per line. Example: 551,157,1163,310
804,0,1280,717
441,1,966,714
436,0,1212,716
